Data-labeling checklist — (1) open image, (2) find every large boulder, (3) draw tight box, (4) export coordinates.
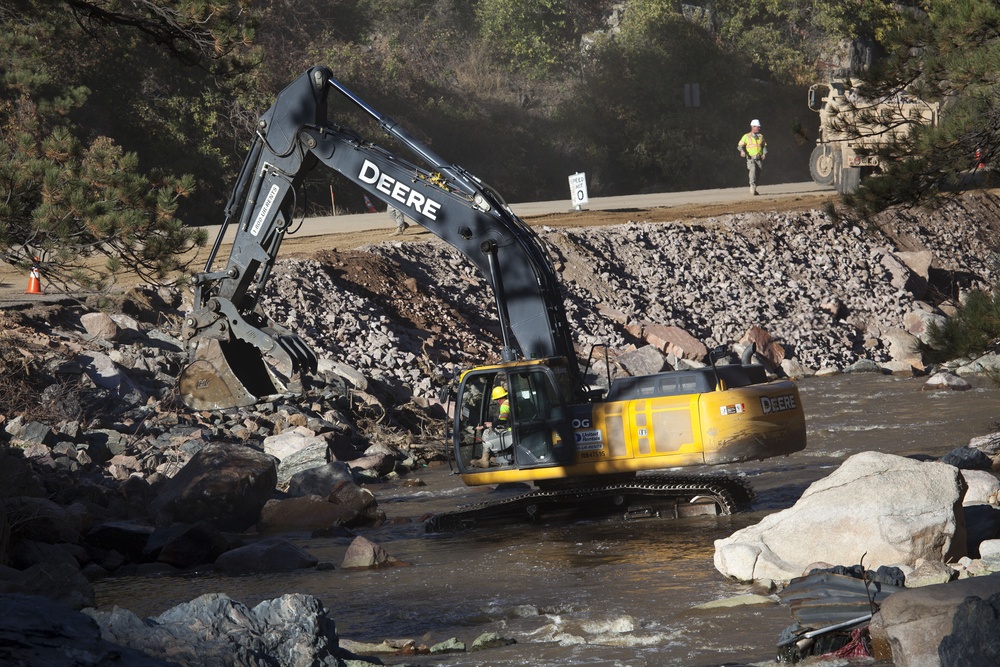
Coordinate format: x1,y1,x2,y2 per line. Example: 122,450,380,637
328,480,385,527
263,427,325,462
0,594,171,666
0,448,46,498
213,538,317,574
257,495,359,533
938,591,1000,667
871,573,1000,667
86,592,345,666
643,323,707,361
0,562,94,610
143,521,235,568
3,496,84,544
286,461,354,497
740,325,786,371
276,438,337,488
149,442,277,532
714,452,966,583
613,345,668,377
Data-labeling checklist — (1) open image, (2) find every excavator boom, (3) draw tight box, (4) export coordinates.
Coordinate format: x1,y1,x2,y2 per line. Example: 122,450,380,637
179,67,581,410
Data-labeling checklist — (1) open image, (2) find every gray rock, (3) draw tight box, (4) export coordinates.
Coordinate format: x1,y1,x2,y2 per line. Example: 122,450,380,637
613,345,669,377
88,592,343,666
143,521,234,568
844,358,885,373
0,594,172,666
150,442,277,532
78,351,145,399
214,538,317,574
286,461,353,497
872,573,1000,667
923,371,972,391
341,535,403,569
938,592,1000,667
430,637,466,653
470,631,516,651
80,311,120,341
85,520,155,563
0,562,95,610
968,432,1000,456
262,427,321,461
258,495,358,533
942,447,992,470
276,437,334,488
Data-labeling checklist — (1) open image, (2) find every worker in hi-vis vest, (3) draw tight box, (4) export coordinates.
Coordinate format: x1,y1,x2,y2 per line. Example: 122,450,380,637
738,119,767,196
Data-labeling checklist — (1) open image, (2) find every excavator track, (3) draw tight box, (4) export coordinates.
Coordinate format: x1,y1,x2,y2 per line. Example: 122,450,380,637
424,473,756,533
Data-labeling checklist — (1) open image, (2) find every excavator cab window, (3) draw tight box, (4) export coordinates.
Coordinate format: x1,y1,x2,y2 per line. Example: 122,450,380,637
454,366,568,472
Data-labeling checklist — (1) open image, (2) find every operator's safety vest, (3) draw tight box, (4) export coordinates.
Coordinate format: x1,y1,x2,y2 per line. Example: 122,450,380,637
740,132,766,158
497,399,510,424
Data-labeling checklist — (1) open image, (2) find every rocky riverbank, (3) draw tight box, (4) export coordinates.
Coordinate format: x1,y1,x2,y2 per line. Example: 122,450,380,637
257,191,1000,398
2,191,1000,665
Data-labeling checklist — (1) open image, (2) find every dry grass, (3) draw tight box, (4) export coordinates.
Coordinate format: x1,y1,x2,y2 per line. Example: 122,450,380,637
0,311,87,423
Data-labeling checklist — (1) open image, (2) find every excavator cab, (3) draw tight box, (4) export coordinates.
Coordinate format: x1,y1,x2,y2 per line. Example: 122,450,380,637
453,361,574,473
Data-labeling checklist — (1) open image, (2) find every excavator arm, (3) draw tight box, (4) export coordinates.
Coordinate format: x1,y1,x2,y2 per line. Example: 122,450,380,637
179,66,582,410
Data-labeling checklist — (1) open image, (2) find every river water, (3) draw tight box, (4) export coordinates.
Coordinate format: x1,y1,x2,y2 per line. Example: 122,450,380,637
94,372,1000,666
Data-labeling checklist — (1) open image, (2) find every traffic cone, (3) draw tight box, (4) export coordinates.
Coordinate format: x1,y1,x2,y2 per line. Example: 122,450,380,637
25,262,43,295
364,195,377,213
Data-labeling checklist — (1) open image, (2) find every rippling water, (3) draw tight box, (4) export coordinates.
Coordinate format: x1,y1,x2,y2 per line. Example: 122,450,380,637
94,373,1000,666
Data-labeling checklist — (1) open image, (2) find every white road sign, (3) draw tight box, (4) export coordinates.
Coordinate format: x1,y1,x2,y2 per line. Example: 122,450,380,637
569,172,588,210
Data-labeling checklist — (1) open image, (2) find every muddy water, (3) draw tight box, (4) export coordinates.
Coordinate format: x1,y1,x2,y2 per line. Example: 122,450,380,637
94,373,1000,666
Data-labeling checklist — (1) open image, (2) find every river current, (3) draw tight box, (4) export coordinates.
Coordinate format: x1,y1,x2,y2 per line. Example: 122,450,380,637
94,373,1000,666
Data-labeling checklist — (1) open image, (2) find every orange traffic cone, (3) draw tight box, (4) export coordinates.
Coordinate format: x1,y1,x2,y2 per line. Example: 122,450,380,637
25,262,43,295
364,194,377,213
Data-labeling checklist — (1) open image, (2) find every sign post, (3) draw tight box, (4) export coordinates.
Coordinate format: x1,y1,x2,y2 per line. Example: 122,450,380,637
568,172,589,211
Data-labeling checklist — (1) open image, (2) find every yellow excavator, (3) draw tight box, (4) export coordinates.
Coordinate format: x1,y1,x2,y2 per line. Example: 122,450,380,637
178,67,806,530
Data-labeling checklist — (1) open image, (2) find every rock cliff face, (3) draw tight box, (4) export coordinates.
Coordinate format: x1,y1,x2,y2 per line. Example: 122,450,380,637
258,193,1000,396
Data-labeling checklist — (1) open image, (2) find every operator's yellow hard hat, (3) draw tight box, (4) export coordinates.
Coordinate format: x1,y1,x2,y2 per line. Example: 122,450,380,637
491,386,507,400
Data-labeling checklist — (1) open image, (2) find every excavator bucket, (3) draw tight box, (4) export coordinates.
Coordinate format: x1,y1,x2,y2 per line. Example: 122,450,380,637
178,337,288,411
178,293,318,411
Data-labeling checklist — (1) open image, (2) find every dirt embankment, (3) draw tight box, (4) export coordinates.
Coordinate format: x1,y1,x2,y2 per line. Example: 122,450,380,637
283,193,840,256
0,192,837,304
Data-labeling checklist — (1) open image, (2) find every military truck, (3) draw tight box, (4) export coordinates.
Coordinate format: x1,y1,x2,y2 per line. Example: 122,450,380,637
808,77,940,194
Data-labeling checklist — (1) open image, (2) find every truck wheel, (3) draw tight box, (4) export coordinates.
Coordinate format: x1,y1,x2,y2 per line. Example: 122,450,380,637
809,145,836,186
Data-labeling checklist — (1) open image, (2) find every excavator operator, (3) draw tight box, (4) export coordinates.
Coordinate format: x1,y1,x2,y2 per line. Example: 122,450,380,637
489,386,510,429
476,385,510,468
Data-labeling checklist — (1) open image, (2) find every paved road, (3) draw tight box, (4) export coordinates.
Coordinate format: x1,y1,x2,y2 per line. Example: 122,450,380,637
200,181,832,244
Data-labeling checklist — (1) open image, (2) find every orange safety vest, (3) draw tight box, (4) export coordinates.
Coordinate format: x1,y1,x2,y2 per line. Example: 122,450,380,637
739,132,766,157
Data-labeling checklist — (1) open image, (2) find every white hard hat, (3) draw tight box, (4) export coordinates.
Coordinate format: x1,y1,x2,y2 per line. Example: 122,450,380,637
750,119,761,127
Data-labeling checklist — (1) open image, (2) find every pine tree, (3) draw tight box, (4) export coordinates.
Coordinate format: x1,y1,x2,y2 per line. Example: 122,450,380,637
0,1,258,290
842,0,1000,215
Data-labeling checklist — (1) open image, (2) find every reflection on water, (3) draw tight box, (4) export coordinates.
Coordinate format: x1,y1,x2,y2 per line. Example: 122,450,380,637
93,373,1000,666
